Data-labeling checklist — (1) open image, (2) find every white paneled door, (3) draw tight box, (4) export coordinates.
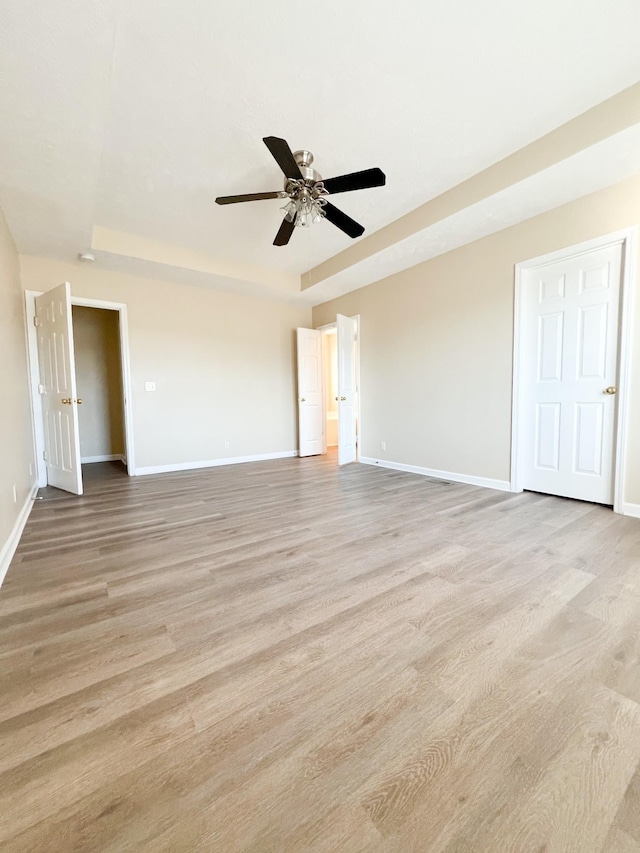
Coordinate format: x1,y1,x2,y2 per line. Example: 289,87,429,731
337,314,357,466
297,328,324,457
35,282,83,495
520,244,622,504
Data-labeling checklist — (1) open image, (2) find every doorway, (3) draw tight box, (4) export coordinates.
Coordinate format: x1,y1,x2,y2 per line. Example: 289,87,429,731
25,287,135,492
323,327,339,452
71,305,126,466
296,314,360,465
511,229,636,511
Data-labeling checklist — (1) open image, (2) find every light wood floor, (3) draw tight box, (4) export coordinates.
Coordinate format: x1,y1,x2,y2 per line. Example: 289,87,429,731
2,454,640,851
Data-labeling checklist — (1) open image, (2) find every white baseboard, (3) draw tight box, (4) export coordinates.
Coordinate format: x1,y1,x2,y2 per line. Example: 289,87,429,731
81,454,126,464
620,502,640,519
0,484,38,589
359,457,512,492
135,450,298,477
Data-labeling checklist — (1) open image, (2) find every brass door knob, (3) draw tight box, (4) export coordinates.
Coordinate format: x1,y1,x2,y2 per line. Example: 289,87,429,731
300,398,306,402
340,396,347,401
604,386,617,395
75,399,83,405
61,398,71,404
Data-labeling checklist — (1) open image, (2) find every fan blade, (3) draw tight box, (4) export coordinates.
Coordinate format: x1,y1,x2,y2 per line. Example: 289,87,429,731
215,192,281,205
322,168,386,195
263,136,303,180
322,202,365,239
274,215,296,246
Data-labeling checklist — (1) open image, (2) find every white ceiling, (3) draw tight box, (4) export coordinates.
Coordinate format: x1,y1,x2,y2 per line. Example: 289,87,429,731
310,124,640,304
1,0,639,296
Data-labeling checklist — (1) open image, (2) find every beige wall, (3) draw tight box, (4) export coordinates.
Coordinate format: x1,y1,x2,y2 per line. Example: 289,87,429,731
313,175,640,506
72,306,125,460
0,208,35,558
21,258,311,470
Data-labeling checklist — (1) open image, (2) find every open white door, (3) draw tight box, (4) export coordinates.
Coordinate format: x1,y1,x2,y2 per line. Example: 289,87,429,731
337,314,357,466
35,282,83,494
297,328,324,457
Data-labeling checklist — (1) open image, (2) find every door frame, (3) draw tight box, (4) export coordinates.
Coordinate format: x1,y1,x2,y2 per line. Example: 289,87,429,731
317,324,335,456
25,290,136,486
510,228,637,514
316,314,361,462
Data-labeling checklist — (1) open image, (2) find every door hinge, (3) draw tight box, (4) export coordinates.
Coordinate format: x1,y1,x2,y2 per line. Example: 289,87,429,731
42,450,47,461
33,315,40,327
38,383,45,395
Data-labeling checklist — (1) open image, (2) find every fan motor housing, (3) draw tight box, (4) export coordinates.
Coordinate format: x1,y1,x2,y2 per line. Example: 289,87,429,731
292,149,321,184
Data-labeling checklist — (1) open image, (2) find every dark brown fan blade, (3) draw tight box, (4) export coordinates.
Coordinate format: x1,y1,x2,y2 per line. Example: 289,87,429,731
322,202,365,239
322,168,386,195
263,137,303,179
215,192,281,205
274,215,296,246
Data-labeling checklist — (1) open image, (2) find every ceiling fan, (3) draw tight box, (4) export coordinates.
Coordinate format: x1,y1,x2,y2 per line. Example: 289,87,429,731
215,136,386,246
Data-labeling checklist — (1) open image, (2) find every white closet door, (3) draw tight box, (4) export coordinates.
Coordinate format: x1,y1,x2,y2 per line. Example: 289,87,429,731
520,243,622,504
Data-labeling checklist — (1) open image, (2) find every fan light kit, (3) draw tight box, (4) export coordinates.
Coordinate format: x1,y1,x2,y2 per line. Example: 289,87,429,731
215,136,386,246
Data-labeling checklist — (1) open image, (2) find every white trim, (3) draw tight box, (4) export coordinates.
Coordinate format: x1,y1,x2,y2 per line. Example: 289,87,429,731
81,454,126,464
360,457,512,492
71,296,122,309
620,503,640,520
613,229,637,514
512,230,637,270
25,290,136,484
0,484,38,588
511,228,637,514
135,450,298,476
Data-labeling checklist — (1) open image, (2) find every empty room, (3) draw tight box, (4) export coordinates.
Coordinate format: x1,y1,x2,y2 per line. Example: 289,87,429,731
1,1,640,850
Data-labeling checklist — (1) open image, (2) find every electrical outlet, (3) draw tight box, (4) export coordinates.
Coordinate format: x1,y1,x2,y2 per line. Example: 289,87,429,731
380,441,386,451
144,381,156,392
12,484,17,503
224,441,230,450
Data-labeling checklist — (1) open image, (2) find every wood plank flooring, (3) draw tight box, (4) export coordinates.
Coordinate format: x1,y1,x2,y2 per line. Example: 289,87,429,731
1,454,640,851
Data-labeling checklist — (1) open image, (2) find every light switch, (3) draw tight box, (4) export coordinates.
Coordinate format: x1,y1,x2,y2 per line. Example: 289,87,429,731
145,381,156,392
